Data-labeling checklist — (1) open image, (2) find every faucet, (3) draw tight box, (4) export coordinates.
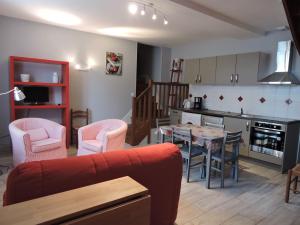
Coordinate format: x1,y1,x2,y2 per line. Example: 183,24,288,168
241,107,244,115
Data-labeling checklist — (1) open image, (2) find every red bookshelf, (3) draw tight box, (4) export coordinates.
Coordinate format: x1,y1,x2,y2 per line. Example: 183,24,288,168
10,56,70,146
14,81,66,87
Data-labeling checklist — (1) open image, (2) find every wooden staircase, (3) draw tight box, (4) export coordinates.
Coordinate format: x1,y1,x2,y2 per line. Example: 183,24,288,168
126,80,189,146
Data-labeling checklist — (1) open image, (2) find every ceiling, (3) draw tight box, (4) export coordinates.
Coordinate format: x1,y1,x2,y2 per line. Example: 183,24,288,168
0,0,288,47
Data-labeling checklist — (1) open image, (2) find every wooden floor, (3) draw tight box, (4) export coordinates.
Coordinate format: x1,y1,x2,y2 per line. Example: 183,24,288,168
176,159,300,225
1,142,300,225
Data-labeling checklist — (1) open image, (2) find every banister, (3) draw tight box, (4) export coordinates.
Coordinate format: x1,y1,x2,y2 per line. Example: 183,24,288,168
129,80,189,145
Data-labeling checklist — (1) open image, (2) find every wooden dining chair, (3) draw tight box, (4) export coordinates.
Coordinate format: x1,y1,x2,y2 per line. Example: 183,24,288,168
71,108,89,148
206,131,242,188
172,127,204,182
285,164,300,203
204,122,225,130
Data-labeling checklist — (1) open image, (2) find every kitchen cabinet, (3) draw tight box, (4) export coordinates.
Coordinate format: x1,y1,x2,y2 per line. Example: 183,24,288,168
199,57,217,85
224,117,251,156
184,52,266,86
183,59,199,84
170,109,182,124
235,52,260,85
216,55,236,85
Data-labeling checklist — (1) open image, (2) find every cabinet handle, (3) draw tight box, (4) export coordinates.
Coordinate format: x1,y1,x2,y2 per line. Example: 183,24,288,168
246,121,249,132
199,75,202,83
230,74,233,83
235,74,239,83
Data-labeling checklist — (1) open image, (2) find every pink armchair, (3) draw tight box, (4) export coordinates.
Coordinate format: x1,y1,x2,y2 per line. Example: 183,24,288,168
9,118,67,166
77,119,128,156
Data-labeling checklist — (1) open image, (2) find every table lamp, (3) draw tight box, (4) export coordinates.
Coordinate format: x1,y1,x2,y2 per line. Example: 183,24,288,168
0,87,25,175
0,87,26,101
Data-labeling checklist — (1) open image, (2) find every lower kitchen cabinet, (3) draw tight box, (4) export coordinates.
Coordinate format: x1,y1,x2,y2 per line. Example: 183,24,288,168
224,117,251,156
170,109,182,124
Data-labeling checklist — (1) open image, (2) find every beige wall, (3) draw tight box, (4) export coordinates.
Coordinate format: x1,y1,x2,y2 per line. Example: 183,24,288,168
0,16,137,148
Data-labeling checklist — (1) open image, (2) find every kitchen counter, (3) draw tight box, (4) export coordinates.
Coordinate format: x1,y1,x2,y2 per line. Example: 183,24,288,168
177,108,300,125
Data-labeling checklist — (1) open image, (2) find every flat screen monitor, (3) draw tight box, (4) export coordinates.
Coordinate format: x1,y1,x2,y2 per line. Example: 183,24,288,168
22,86,49,104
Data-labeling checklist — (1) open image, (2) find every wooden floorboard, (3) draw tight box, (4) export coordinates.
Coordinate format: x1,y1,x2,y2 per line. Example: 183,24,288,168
176,158,300,225
1,134,300,225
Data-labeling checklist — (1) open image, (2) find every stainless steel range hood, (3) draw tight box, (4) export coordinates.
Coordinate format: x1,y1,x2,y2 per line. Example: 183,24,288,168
259,40,300,85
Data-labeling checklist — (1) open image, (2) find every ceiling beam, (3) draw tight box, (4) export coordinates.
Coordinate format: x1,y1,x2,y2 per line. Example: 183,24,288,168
169,0,266,35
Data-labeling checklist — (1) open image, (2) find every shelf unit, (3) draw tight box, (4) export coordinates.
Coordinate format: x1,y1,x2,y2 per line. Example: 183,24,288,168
10,56,70,146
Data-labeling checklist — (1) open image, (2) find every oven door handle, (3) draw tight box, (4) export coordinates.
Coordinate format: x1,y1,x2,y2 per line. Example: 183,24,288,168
253,127,282,135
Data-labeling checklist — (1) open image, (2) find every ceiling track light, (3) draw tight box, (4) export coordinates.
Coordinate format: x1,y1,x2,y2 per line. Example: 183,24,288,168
128,2,138,15
141,5,146,15
127,1,168,26
152,9,157,20
163,17,168,25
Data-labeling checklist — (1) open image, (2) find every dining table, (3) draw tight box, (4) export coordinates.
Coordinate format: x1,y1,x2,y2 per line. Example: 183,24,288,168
160,124,226,188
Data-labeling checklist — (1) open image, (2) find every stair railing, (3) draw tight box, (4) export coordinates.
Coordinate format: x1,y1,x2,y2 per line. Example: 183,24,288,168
131,80,153,144
152,82,189,120
130,80,189,145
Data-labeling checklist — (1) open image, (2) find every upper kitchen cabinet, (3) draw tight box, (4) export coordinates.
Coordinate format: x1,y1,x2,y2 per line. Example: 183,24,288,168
216,55,236,85
183,52,267,85
235,52,260,85
216,52,265,85
183,58,199,84
198,57,217,85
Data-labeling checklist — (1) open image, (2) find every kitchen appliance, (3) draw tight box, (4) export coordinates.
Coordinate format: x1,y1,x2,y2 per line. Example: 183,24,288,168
193,97,202,109
259,40,300,85
250,121,286,161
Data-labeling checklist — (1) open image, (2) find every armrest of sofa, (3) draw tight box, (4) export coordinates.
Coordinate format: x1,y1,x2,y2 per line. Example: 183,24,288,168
104,123,128,151
42,120,66,143
9,125,31,154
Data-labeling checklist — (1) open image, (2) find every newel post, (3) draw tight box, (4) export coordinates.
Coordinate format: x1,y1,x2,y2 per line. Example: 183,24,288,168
147,80,153,144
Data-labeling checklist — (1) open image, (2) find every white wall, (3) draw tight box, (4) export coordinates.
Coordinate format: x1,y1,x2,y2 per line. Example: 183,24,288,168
151,46,171,82
171,31,300,120
161,47,172,82
0,16,137,147
151,46,162,82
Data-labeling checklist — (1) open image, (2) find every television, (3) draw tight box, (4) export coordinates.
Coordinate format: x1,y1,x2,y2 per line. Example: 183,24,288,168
22,86,49,104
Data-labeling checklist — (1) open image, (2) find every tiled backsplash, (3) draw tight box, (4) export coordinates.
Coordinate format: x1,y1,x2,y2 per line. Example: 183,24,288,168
190,85,300,119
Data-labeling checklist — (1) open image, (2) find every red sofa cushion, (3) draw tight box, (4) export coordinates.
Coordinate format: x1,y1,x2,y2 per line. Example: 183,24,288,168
3,143,182,225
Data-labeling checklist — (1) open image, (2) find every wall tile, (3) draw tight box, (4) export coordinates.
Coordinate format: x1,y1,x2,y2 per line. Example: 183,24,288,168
287,101,300,119
190,85,299,119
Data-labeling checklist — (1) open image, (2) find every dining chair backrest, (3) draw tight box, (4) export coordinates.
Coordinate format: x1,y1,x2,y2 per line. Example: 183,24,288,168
205,122,225,130
172,127,192,144
222,131,242,157
156,117,171,128
156,117,172,143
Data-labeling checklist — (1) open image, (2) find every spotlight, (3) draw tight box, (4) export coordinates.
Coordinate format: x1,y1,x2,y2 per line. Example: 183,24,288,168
164,17,168,25
152,10,157,20
128,3,138,15
141,5,146,15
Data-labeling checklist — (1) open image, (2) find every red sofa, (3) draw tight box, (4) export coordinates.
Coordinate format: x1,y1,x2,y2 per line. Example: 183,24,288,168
3,143,182,225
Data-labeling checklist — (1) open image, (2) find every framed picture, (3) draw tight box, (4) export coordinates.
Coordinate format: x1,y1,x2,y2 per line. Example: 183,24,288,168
106,52,123,75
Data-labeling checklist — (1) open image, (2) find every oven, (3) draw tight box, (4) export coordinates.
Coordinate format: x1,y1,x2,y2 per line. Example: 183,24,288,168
250,121,286,159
